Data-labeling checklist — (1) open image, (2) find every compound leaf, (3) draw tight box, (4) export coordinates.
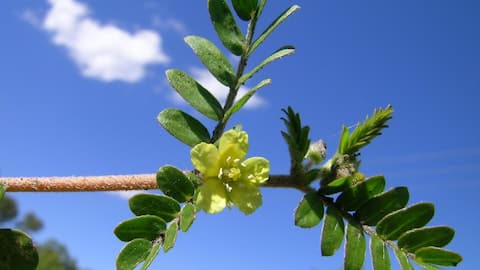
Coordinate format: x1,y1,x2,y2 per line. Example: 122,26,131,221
415,247,462,267
163,222,178,253
180,203,196,232
336,175,385,211
394,249,414,270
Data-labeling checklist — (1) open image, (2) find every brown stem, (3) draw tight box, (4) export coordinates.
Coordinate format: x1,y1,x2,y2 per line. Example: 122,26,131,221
0,174,313,193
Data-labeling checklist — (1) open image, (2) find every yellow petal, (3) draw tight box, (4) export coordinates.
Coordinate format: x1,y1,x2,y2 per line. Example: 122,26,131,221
218,130,248,162
196,179,227,214
190,143,219,178
241,157,270,184
229,182,262,215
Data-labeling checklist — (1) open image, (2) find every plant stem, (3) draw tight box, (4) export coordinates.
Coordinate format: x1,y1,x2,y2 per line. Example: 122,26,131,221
0,174,312,193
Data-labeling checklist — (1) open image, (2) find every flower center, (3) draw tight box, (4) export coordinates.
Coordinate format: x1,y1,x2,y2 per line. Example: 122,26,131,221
218,156,243,181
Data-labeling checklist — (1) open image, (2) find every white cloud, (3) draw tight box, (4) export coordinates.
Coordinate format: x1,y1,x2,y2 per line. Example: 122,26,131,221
42,0,169,83
19,9,42,28
171,67,266,109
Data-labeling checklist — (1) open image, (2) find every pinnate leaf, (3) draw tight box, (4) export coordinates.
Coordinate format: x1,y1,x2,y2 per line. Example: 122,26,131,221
0,229,38,270
321,207,344,256
114,215,166,242
185,35,236,86
166,69,223,120
344,223,366,270
376,202,434,240
371,235,391,270
156,166,195,203
157,109,210,146
354,187,409,226
294,192,324,228
129,194,181,222
208,0,245,55
140,242,161,270
116,239,152,270
398,226,455,253
415,247,462,266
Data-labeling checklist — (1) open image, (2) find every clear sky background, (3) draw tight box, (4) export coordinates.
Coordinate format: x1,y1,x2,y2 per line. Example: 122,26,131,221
1,0,479,269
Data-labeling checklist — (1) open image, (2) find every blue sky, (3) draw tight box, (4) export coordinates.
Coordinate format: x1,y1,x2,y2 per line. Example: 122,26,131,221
1,0,479,269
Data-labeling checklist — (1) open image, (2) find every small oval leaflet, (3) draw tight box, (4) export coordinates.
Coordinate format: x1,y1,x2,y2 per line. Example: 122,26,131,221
397,226,455,253
376,202,434,240
294,191,325,228
129,194,181,222
156,165,195,203
321,207,345,256
116,239,152,270
114,215,166,242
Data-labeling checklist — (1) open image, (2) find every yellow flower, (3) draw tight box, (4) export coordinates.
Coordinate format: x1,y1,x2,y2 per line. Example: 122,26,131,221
190,129,270,214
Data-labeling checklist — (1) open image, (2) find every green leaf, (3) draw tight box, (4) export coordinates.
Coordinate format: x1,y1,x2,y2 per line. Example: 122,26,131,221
321,207,345,256
336,175,386,211
140,242,162,270
415,247,462,267
397,226,455,253
415,261,441,270
116,239,152,270
185,35,235,86
354,187,409,226
338,126,349,155
249,5,300,56
0,184,6,200
0,229,38,270
344,223,366,270
394,249,414,270
281,106,311,175
163,222,178,253
157,109,210,146
114,215,166,242
166,69,223,120
371,235,391,270
208,0,245,55
232,0,258,21
180,203,196,232
320,176,352,195
294,192,324,228
239,46,295,85
156,166,195,203
129,194,181,222
339,105,393,155
376,203,434,240
224,78,271,120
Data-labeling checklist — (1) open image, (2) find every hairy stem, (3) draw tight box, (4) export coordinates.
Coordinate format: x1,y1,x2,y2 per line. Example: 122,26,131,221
0,174,313,193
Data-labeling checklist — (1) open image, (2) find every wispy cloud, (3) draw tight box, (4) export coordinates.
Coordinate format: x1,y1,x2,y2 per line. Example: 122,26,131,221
170,67,266,109
19,9,42,28
108,190,146,200
152,16,188,36
41,0,169,83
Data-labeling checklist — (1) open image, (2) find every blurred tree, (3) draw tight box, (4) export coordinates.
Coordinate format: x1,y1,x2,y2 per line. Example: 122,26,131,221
0,195,79,270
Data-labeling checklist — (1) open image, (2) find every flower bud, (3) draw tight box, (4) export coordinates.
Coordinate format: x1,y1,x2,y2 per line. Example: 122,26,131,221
305,140,327,164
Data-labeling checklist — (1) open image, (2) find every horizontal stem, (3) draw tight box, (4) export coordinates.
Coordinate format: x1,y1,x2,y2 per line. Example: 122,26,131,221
0,174,313,193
